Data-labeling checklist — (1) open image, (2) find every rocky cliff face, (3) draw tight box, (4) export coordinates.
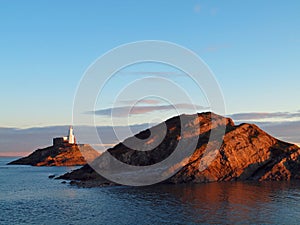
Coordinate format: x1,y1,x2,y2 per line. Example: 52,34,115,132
8,144,100,166
58,112,300,186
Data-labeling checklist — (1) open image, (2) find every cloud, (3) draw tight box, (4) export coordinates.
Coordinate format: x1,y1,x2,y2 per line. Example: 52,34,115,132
139,99,163,104
92,104,209,117
257,120,300,145
229,111,300,121
118,98,163,105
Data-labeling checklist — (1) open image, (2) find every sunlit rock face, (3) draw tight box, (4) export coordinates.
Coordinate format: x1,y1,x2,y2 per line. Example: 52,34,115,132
8,143,100,167
58,112,300,187
169,122,300,183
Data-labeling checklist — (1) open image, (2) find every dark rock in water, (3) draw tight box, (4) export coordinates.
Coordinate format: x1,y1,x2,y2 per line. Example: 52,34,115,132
7,143,100,167
61,181,67,184
48,175,55,179
58,163,116,187
58,112,300,187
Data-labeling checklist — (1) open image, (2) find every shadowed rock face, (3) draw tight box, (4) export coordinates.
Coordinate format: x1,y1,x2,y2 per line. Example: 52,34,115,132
8,144,100,167
58,112,300,187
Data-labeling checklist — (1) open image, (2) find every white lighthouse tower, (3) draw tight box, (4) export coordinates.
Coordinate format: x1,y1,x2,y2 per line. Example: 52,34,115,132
53,126,76,146
68,126,75,144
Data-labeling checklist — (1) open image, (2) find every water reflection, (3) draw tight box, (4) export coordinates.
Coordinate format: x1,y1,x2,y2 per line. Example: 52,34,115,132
106,181,300,224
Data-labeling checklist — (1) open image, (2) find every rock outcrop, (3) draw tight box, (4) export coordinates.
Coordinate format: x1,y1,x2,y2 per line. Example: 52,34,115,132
8,143,100,166
58,112,300,186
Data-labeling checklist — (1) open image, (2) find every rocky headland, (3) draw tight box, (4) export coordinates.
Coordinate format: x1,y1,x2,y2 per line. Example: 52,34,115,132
8,143,99,166
58,112,300,187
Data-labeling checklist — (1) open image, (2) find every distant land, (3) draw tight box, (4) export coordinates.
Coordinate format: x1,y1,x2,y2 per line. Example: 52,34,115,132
59,112,300,187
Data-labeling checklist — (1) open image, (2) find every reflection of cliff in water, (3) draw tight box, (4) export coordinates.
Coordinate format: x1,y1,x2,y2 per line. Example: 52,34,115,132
105,181,300,224
164,182,300,224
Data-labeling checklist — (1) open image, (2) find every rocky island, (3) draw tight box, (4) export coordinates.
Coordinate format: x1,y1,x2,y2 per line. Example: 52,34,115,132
58,112,300,187
8,126,99,166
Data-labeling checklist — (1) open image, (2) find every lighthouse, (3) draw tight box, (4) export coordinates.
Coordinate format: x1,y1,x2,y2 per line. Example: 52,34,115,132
53,126,76,146
68,126,75,144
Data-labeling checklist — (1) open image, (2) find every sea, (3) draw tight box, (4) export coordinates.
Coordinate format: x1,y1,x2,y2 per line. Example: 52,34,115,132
1,157,300,225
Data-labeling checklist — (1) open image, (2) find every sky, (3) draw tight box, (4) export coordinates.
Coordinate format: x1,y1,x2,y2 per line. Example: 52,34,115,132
1,1,300,154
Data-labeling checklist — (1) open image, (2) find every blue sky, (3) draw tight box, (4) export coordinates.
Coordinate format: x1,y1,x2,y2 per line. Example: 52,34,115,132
1,0,300,130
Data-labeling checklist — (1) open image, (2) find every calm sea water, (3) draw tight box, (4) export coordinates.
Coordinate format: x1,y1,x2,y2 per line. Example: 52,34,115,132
1,157,300,225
